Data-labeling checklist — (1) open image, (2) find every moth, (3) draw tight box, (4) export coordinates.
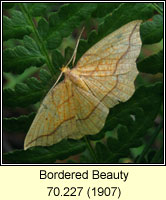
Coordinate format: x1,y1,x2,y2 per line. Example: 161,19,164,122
24,20,142,150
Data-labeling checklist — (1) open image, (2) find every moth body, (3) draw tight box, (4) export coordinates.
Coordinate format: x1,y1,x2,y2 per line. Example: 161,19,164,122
62,66,89,92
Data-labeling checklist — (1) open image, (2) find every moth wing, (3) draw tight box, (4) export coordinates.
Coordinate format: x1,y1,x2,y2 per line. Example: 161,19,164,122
72,20,142,107
24,81,77,149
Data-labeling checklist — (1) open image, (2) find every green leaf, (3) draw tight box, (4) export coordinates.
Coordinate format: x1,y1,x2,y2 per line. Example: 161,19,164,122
3,70,52,107
64,47,74,65
23,35,40,54
39,69,52,84
3,85,42,108
95,142,111,163
3,36,45,74
150,144,164,163
3,112,36,132
15,82,30,95
107,137,130,158
77,3,155,61
141,15,163,44
92,3,121,18
95,139,130,164
106,82,162,130
106,83,162,162
27,3,48,17
3,10,32,41
46,3,97,49
37,18,49,40
26,77,43,90
3,3,15,9
137,50,163,74
147,150,156,162
80,153,94,163
52,49,65,69
156,3,163,12
89,83,163,163
46,31,62,50
3,140,86,163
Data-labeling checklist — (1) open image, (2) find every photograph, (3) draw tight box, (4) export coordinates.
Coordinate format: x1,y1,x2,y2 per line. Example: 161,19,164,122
2,2,164,164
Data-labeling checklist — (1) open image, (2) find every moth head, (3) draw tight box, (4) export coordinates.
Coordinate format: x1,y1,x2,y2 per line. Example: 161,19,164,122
61,66,70,73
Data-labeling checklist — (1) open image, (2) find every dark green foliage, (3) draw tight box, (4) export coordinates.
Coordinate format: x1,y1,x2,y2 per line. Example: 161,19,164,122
105,82,163,131
91,3,121,18
3,112,36,133
138,50,163,74
3,36,45,74
52,49,65,69
83,83,163,163
95,142,112,163
76,3,156,62
64,47,74,66
46,3,97,49
37,18,49,40
3,140,86,164
3,2,15,9
3,69,51,107
3,3,163,164
26,3,50,17
3,10,32,41
140,15,163,44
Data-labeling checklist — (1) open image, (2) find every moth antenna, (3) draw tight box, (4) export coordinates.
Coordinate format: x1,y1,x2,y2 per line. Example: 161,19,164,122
50,71,63,90
72,27,85,66
48,28,85,93
53,71,63,87
45,71,63,97
66,27,85,67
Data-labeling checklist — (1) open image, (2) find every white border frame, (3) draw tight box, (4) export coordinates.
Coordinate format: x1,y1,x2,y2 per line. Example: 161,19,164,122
1,0,165,166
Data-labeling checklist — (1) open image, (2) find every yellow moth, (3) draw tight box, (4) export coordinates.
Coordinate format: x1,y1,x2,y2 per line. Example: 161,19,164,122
24,20,142,150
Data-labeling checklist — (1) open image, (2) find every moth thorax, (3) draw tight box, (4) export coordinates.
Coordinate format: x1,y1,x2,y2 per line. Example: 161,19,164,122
67,71,89,92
